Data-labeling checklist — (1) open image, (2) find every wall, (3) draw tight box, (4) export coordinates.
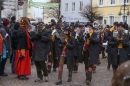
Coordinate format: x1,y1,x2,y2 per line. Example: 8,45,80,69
60,0,91,23
92,0,130,25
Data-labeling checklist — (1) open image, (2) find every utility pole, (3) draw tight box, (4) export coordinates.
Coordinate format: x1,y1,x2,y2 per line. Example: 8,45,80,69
23,0,28,17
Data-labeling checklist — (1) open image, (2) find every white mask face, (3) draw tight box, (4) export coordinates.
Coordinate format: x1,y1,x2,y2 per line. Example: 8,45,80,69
85,27,89,33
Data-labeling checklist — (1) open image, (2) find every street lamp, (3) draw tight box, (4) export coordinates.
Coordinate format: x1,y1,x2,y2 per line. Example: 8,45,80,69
118,0,130,22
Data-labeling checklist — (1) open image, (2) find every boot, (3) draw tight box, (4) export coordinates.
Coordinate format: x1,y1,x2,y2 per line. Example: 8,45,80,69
55,79,62,85
67,73,72,82
45,76,49,82
86,69,92,85
67,76,72,82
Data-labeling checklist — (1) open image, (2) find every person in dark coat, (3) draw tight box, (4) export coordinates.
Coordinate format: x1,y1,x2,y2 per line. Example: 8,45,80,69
82,22,101,85
55,26,75,85
32,23,52,82
11,22,19,73
78,25,85,63
106,22,118,76
0,19,11,76
47,19,60,73
71,24,80,72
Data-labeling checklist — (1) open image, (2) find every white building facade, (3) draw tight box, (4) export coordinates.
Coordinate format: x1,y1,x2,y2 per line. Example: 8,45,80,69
60,0,92,24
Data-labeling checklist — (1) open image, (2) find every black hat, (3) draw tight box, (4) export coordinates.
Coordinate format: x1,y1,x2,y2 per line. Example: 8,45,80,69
93,27,98,30
85,22,93,27
11,16,16,21
114,22,118,26
63,26,71,31
118,22,125,28
70,23,74,26
51,19,56,25
38,22,44,25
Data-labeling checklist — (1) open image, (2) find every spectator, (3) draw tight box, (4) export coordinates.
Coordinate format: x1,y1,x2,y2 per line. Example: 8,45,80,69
0,18,11,76
124,20,129,30
11,22,19,73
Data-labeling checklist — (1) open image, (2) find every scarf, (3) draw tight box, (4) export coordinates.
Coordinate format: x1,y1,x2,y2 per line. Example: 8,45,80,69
86,29,93,44
20,25,31,49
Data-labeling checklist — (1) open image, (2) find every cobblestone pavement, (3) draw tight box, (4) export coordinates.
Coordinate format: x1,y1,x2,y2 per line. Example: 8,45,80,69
0,57,112,86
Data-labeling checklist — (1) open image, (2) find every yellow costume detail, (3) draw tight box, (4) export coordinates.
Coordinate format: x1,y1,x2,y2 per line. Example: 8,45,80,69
63,37,69,50
86,29,93,44
21,49,25,54
110,26,115,32
117,37,123,48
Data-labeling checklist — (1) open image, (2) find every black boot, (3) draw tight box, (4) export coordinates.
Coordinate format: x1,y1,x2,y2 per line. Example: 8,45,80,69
67,76,72,82
67,73,72,82
55,79,62,85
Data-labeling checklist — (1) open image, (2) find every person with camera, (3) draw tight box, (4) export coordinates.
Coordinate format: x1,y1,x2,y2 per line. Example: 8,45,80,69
83,22,101,85
55,26,75,85
14,17,31,80
32,23,52,82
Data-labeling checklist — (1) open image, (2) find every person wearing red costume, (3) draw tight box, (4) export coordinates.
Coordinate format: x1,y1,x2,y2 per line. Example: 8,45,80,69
14,17,31,80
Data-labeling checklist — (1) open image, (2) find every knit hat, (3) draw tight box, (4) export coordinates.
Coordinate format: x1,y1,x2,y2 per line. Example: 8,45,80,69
11,16,16,21
14,22,20,30
3,19,10,26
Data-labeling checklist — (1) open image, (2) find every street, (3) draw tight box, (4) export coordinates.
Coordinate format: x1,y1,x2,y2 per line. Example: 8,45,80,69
0,56,112,86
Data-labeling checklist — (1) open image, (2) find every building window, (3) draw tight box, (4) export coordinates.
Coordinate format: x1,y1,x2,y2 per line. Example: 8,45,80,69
65,3,68,12
99,0,103,5
72,2,75,11
124,0,129,3
109,16,114,26
110,0,115,4
122,16,127,22
79,1,83,11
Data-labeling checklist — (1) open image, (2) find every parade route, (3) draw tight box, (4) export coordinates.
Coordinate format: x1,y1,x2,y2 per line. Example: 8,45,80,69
0,57,112,86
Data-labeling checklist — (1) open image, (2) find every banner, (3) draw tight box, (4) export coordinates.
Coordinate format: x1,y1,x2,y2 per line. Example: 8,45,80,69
29,2,59,8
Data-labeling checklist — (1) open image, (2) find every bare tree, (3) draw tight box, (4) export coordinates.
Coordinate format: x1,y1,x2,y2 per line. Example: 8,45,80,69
44,8,59,21
80,5,102,23
3,10,15,19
